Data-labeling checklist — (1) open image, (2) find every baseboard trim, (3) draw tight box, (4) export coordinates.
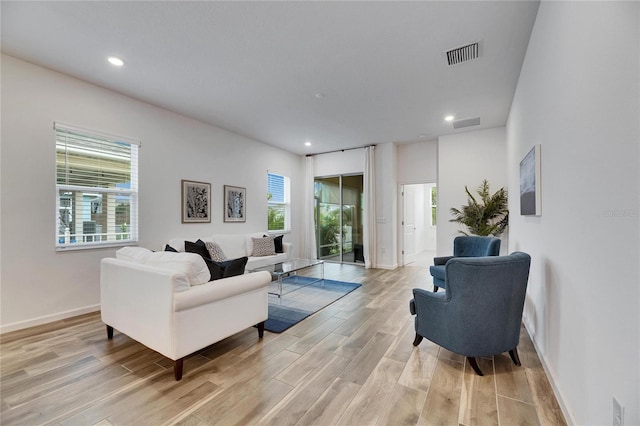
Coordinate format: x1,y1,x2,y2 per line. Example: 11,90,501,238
522,318,576,425
376,263,398,270
0,304,101,335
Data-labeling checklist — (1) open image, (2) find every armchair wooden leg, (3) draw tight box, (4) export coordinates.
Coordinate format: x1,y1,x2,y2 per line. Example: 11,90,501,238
509,348,521,366
174,358,184,381
467,357,484,376
257,321,265,338
413,333,423,346
106,325,114,339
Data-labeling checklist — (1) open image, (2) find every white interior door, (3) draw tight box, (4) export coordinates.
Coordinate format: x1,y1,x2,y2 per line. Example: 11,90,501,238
403,185,416,265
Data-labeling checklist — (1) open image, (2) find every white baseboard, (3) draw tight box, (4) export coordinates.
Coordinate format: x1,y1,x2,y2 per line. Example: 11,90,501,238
0,304,101,335
376,263,398,270
522,319,576,426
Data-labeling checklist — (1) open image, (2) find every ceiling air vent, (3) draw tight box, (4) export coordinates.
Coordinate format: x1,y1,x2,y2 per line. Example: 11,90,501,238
446,42,480,66
453,117,481,129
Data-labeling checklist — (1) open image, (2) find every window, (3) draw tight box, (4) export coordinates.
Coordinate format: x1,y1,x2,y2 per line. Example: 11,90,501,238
55,123,139,250
431,186,437,226
267,172,290,232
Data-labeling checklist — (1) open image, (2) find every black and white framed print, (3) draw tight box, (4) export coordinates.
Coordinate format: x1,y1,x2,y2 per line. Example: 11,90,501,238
181,180,211,223
224,185,246,222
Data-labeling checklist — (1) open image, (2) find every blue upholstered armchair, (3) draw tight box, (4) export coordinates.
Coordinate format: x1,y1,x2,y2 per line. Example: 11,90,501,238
429,236,501,292
411,252,531,376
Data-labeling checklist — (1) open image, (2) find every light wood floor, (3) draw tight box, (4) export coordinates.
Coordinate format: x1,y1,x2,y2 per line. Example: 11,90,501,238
0,263,566,426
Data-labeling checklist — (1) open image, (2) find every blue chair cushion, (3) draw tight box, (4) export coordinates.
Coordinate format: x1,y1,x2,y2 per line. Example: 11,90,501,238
429,265,446,281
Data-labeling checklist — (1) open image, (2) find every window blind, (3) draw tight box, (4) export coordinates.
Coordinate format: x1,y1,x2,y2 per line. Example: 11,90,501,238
267,172,290,232
54,123,139,250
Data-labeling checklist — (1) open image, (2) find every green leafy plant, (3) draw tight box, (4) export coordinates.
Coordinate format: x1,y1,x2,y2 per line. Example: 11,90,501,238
267,192,286,231
449,179,508,236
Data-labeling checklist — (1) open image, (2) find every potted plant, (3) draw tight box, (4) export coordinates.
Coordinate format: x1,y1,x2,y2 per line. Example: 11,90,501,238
449,179,508,236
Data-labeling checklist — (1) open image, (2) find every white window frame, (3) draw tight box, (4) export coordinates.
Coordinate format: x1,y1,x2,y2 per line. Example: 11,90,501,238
267,171,291,233
54,122,139,251
430,185,437,227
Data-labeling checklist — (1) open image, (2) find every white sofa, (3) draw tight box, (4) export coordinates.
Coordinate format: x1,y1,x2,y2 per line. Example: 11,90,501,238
167,232,292,270
100,247,271,380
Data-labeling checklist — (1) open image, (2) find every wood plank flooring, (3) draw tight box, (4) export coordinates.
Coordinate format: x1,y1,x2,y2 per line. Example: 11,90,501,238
0,263,566,425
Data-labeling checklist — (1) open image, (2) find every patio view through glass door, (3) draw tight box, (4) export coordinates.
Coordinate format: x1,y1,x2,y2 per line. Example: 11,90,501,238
314,174,364,264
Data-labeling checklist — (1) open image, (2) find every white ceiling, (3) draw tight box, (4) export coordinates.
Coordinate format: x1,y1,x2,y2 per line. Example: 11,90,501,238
1,1,540,155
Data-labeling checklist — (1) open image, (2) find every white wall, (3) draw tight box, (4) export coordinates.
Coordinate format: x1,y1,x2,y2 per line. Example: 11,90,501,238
507,2,639,425
313,149,364,177
0,55,304,333
397,140,437,184
437,127,508,255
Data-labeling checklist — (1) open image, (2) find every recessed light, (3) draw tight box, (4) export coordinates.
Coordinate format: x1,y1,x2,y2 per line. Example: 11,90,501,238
445,115,455,122
108,56,124,67
419,134,427,139
315,93,325,99
305,141,312,147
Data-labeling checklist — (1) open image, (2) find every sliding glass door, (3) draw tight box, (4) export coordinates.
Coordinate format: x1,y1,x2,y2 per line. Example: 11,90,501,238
314,174,364,264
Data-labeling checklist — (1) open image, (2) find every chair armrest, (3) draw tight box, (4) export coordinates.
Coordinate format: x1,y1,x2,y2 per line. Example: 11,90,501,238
411,288,450,337
434,256,454,266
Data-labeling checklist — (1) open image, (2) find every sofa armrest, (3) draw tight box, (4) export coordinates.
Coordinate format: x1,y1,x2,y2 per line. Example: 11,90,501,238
100,258,181,357
174,271,271,312
282,242,293,256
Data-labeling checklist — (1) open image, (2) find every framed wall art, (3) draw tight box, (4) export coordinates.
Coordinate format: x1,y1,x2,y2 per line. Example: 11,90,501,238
181,180,211,223
224,185,246,222
519,144,541,216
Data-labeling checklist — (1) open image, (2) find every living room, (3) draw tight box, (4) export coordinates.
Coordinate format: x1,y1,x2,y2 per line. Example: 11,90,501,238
1,1,638,425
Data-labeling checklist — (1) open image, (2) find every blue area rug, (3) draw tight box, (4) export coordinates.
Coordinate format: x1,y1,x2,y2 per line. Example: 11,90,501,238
264,277,362,333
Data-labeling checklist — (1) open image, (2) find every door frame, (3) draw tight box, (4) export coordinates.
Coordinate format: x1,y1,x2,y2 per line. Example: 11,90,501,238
399,181,437,267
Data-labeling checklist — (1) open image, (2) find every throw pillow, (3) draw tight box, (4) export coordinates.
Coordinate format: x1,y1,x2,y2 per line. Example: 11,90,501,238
263,234,284,253
221,256,248,278
205,241,226,262
203,258,225,281
165,244,178,252
184,239,210,259
275,235,284,253
186,239,222,281
204,256,248,280
252,236,276,257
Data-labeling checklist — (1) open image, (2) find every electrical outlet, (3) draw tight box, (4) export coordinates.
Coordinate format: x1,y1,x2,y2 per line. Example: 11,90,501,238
613,397,624,426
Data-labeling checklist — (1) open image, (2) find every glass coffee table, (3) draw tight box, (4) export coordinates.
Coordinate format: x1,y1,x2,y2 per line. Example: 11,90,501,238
250,259,324,298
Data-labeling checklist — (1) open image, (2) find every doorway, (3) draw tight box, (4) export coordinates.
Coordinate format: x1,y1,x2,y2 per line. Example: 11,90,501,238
401,183,437,266
314,174,364,264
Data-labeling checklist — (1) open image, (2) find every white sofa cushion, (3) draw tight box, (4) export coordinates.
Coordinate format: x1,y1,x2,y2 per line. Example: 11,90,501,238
116,247,210,287
116,246,154,262
213,234,248,259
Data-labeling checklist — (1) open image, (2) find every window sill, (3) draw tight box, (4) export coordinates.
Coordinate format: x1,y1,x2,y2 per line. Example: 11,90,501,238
267,230,291,235
55,241,138,252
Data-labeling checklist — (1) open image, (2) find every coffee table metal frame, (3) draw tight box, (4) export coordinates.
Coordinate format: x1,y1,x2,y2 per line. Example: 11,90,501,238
250,258,325,298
